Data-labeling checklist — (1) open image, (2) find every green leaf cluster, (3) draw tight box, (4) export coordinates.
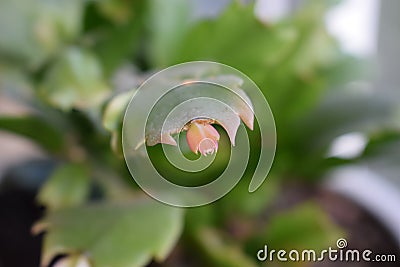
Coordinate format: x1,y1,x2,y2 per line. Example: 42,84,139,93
0,1,398,267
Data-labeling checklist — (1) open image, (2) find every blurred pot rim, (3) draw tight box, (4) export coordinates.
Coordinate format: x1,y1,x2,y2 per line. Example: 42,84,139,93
324,165,400,247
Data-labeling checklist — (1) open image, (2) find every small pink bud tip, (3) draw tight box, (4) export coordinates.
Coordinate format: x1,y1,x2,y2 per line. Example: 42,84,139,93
186,121,220,156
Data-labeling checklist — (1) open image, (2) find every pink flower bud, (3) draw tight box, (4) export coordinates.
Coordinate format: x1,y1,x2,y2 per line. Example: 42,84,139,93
186,121,220,156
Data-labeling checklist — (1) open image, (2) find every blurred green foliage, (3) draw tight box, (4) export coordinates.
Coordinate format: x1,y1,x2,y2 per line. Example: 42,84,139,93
0,0,82,68
33,198,183,267
37,163,90,211
0,0,399,267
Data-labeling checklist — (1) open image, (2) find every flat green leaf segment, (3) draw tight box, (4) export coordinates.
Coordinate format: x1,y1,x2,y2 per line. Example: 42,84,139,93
0,115,65,152
37,164,90,211
103,90,135,155
40,47,109,110
34,199,183,267
145,74,254,147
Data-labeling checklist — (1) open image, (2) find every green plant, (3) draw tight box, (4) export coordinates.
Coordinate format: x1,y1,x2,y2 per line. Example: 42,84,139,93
0,1,399,267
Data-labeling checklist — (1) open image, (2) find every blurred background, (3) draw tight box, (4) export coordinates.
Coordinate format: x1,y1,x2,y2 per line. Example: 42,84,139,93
0,0,399,267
